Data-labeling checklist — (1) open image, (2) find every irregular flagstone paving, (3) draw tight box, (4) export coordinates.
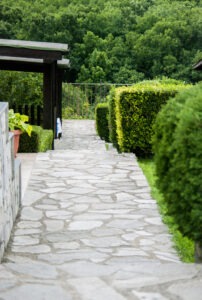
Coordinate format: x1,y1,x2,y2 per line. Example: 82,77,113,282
1,120,202,300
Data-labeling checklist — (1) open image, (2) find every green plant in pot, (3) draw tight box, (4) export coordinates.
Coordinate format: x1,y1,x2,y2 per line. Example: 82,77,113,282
8,109,32,157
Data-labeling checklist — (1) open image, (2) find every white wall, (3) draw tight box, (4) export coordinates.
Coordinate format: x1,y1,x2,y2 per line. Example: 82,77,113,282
0,102,21,262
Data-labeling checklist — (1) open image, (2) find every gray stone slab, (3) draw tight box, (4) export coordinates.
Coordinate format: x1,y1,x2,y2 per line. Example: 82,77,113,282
114,247,148,257
90,203,129,210
0,265,16,279
68,277,127,300
52,170,84,177
44,220,65,232
107,219,145,229
145,217,164,225
111,262,200,288
70,195,100,203
116,192,137,201
38,250,109,264
20,207,43,221
22,190,45,206
11,244,51,254
15,228,41,235
68,221,103,230
89,209,133,215
73,213,111,220
0,284,72,300
46,182,66,187
6,261,58,279
81,236,128,248
12,236,39,246
53,242,80,250
132,291,168,300
35,204,59,210
92,227,124,237
168,279,202,300
40,187,66,193
0,280,18,291
59,261,119,277
68,204,89,213
17,221,42,229
46,210,72,220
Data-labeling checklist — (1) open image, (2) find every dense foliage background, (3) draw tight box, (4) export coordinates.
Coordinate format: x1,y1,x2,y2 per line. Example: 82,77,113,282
0,0,201,84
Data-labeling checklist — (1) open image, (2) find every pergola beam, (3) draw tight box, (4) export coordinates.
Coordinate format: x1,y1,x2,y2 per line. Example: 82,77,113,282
0,47,63,60
0,39,68,61
0,56,70,73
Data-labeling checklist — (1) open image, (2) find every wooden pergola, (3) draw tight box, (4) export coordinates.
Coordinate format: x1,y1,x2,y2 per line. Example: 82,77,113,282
0,39,69,142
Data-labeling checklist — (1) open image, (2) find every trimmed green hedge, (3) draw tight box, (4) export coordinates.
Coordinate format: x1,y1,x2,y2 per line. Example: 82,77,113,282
108,87,119,149
152,83,202,248
19,125,53,153
110,80,189,157
95,103,110,142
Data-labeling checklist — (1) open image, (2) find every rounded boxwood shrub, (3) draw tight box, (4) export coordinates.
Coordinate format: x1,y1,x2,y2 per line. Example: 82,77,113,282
153,83,202,252
152,93,187,194
95,102,110,142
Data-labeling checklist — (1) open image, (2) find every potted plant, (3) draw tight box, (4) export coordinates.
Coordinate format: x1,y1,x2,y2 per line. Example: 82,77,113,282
8,109,32,157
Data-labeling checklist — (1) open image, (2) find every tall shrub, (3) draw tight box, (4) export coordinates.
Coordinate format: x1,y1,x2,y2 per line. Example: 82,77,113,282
114,80,188,157
152,96,187,193
95,103,109,142
108,87,119,149
153,83,202,259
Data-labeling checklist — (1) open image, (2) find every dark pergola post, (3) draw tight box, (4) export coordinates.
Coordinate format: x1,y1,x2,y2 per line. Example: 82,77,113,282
43,64,53,130
51,60,57,140
43,61,58,145
56,68,64,122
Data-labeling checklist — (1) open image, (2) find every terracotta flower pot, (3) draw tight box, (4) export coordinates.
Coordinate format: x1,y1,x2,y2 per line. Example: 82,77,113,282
11,130,22,158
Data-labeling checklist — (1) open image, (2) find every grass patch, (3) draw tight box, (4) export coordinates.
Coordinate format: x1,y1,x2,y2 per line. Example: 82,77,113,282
138,158,194,263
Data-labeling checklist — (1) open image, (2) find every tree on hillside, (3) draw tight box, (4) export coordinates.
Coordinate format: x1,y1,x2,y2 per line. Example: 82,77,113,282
0,0,201,83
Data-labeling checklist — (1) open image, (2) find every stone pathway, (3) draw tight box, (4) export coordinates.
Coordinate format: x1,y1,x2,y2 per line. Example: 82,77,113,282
0,120,202,300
